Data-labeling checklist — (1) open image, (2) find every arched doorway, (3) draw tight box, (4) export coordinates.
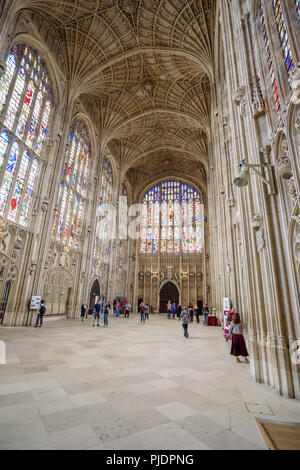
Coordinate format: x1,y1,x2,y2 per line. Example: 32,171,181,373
89,279,101,315
159,282,179,313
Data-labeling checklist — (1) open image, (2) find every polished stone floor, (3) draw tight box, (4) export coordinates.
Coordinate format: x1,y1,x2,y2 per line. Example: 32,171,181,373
1,315,300,450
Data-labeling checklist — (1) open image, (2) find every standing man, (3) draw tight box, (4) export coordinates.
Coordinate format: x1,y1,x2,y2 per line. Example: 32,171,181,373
188,304,194,323
93,301,101,327
115,301,120,318
80,303,87,322
167,300,172,320
203,303,209,326
125,301,131,318
35,300,46,328
177,304,182,320
194,304,200,324
145,304,150,320
172,302,177,320
181,307,191,339
103,304,109,327
140,303,146,323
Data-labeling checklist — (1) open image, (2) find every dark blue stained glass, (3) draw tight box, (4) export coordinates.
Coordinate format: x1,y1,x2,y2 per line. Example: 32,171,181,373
273,0,295,72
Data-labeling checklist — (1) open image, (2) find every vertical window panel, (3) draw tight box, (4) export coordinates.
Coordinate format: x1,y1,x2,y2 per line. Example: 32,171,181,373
0,54,17,117
16,80,36,139
0,131,9,170
296,0,300,20
0,142,19,216
19,158,39,226
260,3,281,112
272,0,294,72
4,67,26,130
26,91,43,149
57,185,68,239
96,157,113,260
8,150,30,221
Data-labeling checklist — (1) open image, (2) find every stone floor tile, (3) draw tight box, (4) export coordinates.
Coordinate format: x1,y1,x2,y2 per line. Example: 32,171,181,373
48,423,102,450
155,401,199,421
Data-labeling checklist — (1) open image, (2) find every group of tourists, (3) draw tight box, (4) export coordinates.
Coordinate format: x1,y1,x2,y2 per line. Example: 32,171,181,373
80,299,132,327
114,301,131,318
167,301,210,325
139,302,150,323
80,298,110,327
35,297,249,363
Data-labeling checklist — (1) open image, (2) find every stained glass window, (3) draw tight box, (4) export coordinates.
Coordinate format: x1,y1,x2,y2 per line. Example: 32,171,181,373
260,3,281,112
0,44,54,226
272,0,295,72
140,181,203,254
95,158,114,262
53,121,91,247
296,0,300,20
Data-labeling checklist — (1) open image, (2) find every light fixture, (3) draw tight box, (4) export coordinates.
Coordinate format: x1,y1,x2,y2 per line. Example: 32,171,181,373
233,160,249,188
234,160,275,195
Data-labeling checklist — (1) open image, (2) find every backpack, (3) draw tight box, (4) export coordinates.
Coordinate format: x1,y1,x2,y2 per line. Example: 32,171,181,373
40,305,46,315
182,313,190,324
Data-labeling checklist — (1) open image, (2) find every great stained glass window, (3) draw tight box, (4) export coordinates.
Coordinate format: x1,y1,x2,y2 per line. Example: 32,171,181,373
272,0,295,72
54,121,91,247
260,3,281,112
140,181,202,255
95,158,114,261
0,44,53,226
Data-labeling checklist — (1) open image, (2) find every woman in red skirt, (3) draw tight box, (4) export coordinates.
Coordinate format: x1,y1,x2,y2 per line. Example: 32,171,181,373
229,313,249,363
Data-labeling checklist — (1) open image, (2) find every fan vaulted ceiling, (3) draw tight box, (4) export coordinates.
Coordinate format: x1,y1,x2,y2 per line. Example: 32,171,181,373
11,0,214,190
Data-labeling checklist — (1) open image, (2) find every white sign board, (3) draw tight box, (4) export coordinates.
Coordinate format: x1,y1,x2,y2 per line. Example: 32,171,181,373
30,296,41,310
223,297,230,311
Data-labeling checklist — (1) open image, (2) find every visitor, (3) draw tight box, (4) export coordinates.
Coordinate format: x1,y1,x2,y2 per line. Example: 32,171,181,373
167,300,172,319
93,301,101,327
181,307,191,338
203,303,209,326
114,301,120,318
145,304,150,320
177,304,182,320
80,303,86,322
85,303,88,319
188,304,193,323
194,304,200,324
103,304,109,327
229,313,249,363
172,302,177,319
125,302,131,318
140,303,146,323
35,300,46,328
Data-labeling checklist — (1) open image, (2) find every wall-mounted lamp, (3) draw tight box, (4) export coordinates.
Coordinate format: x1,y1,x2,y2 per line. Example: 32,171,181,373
233,160,275,195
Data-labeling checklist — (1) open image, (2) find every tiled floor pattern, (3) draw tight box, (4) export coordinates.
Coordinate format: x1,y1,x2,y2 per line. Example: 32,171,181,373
1,316,300,450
